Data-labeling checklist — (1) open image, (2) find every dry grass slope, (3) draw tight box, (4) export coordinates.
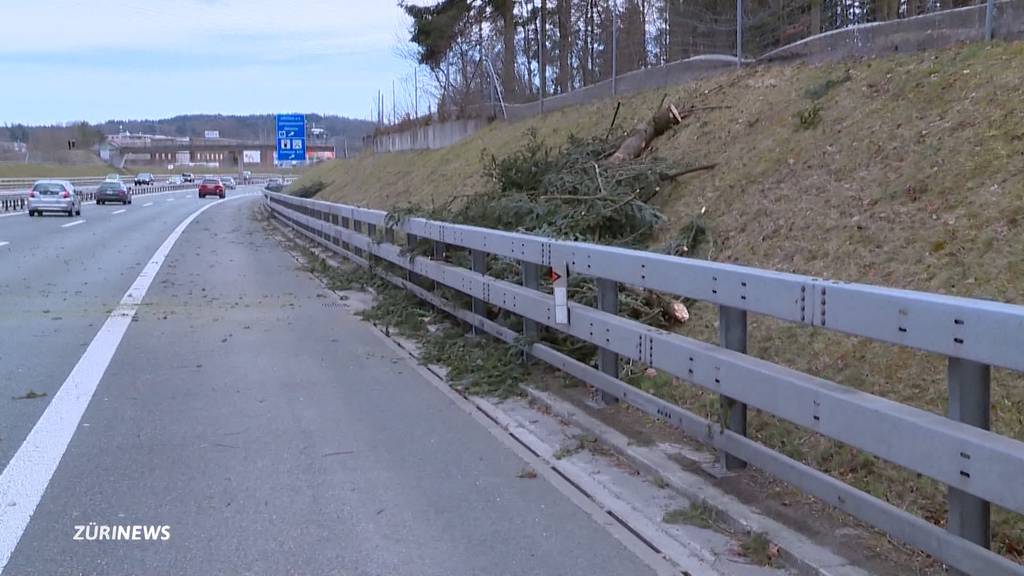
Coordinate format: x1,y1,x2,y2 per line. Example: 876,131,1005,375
294,41,1024,560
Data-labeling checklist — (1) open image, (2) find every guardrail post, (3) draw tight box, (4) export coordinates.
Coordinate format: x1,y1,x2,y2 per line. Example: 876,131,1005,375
947,357,991,565
353,220,364,258
596,278,620,405
522,262,540,341
470,249,487,335
719,305,748,471
407,233,422,284
366,223,377,264
342,216,352,252
432,241,445,290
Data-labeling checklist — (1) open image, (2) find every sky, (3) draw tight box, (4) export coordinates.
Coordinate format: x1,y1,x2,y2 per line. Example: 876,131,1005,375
0,0,414,125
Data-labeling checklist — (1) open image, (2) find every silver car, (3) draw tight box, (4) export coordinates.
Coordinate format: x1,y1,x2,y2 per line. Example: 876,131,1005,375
28,180,81,217
221,177,237,190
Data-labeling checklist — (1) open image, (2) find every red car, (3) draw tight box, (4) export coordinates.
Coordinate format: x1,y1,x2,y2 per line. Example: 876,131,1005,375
198,178,225,199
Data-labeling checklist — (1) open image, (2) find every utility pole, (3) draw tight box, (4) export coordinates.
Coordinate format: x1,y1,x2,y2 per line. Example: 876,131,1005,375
736,0,743,66
414,68,419,118
392,81,397,124
985,0,995,40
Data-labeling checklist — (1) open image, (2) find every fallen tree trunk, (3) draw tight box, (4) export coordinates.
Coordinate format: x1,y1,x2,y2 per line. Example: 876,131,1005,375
606,105,681,165
622,285,691,326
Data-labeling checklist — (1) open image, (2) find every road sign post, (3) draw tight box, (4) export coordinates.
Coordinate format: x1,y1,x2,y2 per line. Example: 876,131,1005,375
275,114,306,164
551,263,569,325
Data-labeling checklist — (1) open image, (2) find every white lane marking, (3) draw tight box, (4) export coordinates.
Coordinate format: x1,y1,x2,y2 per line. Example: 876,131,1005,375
112,209,127,215
143,202,154,207
60,220,85,228
0,241,9,247
0,194,253,572
166,198,175,202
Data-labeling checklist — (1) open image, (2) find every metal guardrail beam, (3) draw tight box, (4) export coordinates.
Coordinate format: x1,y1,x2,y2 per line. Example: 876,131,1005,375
265,192,1024,576
285,198,1024,373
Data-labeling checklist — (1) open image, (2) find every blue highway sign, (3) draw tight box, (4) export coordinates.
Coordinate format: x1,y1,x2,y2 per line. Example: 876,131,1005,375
276,114,306,162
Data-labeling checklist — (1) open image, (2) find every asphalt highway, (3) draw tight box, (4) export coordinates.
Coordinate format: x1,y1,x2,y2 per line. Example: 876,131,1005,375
0,186,661,575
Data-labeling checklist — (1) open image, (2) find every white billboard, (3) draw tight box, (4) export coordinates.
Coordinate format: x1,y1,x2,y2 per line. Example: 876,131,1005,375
204,130,220,139
242,150,261,164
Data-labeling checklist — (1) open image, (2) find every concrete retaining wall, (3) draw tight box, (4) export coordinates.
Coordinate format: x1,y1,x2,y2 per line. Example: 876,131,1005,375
369,118,488,153
503,55,738,122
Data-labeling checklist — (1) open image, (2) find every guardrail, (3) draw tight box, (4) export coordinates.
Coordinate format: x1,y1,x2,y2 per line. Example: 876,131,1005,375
264,191,1024,576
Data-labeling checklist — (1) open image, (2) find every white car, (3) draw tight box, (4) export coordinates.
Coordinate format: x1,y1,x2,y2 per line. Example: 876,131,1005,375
168,175,183,184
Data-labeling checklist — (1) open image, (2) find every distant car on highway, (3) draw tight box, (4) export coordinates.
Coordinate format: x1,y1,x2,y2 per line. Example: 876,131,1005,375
168,175,183,184
221,176,236,190
105,173,121,182
198,178,225,199
134,173,155,185
181,173,195,183
242,170,252,183
96,181,132,205
265,178,284,192
27,180,81,217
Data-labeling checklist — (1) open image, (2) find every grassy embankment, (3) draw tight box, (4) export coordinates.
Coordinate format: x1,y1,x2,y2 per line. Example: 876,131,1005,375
290,41,1024,559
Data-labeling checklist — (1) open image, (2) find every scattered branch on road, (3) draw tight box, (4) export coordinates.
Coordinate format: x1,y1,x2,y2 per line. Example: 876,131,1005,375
516,467,538,479
13,390,47,400
419,325,526,398
322,450,356,458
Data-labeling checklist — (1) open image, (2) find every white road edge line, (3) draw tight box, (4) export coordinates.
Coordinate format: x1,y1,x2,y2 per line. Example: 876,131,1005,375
0,193,254,573
60,220,85,228
166,198,175,202
112,209,127,215
0,242,9,247
143,202,153,207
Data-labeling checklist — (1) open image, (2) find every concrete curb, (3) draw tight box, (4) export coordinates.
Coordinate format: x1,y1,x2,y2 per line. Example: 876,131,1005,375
522,387,873,576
